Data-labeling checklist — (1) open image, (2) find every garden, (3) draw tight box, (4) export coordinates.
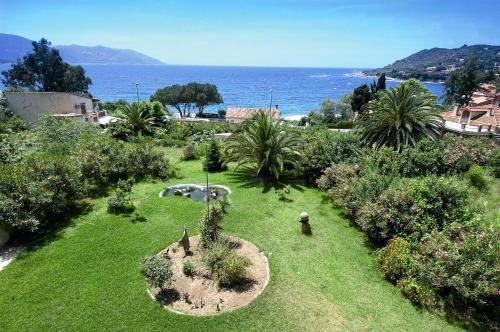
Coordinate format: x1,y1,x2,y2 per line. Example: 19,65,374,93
0,81,499,331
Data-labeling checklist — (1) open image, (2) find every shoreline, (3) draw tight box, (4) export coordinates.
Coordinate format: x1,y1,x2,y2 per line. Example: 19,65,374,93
348,71,445,85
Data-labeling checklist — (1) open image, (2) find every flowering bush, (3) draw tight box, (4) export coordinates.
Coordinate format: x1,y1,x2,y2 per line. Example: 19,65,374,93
356,177,472,244
440,133,494,174
301,130,360,183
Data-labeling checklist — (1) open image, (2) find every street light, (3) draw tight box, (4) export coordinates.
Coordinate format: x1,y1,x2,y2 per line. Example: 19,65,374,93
135,83,140,103
269,88,273,117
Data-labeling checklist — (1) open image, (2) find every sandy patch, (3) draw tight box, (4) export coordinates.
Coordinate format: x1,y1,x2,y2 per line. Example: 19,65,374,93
147,236,269,315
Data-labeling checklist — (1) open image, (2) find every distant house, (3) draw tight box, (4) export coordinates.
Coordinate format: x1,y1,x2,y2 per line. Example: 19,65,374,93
426,66,437,73
441,83,500,140
225,106,280,124
4,91,117,126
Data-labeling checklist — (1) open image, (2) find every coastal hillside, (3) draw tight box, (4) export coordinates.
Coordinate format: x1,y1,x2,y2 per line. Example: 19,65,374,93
0,33,33,63
365,44,500,81
0,33,165,65
55,45,164,65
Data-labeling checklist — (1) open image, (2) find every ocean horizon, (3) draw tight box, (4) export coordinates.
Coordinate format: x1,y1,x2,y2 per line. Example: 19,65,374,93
0,64,445,117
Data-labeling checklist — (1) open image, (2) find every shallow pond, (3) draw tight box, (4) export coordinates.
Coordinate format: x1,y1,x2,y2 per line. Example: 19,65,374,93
160,184,231,202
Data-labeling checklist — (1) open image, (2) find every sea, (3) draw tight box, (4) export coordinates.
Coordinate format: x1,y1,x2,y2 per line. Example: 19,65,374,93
0,64,445,118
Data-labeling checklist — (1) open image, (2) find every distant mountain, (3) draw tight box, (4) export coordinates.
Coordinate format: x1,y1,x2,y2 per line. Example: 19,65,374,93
365,44,500,81
0,33,33,63
55,45,164,65
0,33,165,65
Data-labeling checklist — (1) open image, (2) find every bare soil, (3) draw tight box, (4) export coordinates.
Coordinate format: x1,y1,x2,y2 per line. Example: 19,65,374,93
147,236,269,315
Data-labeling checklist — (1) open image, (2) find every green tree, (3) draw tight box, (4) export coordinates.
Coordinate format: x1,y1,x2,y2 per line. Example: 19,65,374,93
1,39,91,93
151,82,222,117
187,82,223,116
370,73,386,94
360,81,442,151
224,111,302,179
151,84,193,117
444,57,480,106
203,139,225,172
115,102,155,136
351,84,372,115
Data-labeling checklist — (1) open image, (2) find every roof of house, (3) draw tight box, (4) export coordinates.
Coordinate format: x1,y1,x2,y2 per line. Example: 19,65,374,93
442,106,499,129
226,107,280,120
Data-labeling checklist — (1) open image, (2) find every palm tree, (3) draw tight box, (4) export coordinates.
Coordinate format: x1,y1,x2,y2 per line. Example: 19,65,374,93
224,111,302,179
359,82,442,151
116,102,155,135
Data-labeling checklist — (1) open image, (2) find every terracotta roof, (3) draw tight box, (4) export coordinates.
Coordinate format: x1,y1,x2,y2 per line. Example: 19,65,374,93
442,105,499,129
226,107,280,120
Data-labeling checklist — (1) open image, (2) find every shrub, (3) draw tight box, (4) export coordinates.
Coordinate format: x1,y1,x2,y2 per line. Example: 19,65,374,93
0,152,81,233
440,133,494,174
490,148,500,178
396,277,438,308
182,260,194,276
126,143,176,180
275,185,291,201
465,165,488,189
199,204,224,248
376,237,415,282
203,139,226,172
107,121,135,141
301,130,360,183
356,177,473,244
217,195,231,214
214,254,251,286
142,255,173,290
202,241,251,286
319,166,392,218
415,223,499,327
375,139,444,177
181,143,198,161
202,241,231,272
107,178,135,214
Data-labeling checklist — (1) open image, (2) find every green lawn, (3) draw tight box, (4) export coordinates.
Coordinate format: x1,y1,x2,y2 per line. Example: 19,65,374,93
0,149,464,331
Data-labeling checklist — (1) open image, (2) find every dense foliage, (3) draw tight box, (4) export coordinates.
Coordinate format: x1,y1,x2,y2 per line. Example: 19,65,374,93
444,57,481,106
203,139,226,172
1,39,91,93
224,111,302,179
0,117,176,235
142,255,173,290
151,82,223,117
365,44,500,82
315,131,499,329
300,129,360,183
359,80,442,151
299,95,353,126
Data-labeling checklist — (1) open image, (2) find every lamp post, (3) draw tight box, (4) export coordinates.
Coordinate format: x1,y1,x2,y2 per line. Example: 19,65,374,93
135,83,140,103
269,88,273,117
205,143,210,218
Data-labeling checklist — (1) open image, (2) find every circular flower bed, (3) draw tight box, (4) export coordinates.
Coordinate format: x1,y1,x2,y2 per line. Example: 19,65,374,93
146,235,269,315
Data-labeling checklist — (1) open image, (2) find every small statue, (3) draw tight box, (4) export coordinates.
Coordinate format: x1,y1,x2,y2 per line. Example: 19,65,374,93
178,227,190,253
299,212,312,235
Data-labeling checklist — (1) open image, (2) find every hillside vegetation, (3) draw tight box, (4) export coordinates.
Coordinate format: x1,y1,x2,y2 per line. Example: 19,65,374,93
365,44,500,81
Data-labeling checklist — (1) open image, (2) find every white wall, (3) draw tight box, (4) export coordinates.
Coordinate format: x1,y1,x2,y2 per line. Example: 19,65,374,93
4,92,93,124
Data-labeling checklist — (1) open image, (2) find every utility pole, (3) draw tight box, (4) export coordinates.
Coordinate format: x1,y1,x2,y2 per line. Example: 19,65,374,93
135,83,140,103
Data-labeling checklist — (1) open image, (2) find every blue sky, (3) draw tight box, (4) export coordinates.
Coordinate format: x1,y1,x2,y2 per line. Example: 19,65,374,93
2,0,499,67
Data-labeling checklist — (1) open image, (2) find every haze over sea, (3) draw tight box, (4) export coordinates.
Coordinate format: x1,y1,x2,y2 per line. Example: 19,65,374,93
0,64,444,118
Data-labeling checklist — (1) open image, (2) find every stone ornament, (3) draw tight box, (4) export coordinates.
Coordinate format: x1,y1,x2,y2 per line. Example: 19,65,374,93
299,212,311,235
178,227,190,253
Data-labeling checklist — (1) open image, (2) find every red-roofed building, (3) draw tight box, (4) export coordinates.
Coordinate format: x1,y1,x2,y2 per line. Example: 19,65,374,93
441,84,500,141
